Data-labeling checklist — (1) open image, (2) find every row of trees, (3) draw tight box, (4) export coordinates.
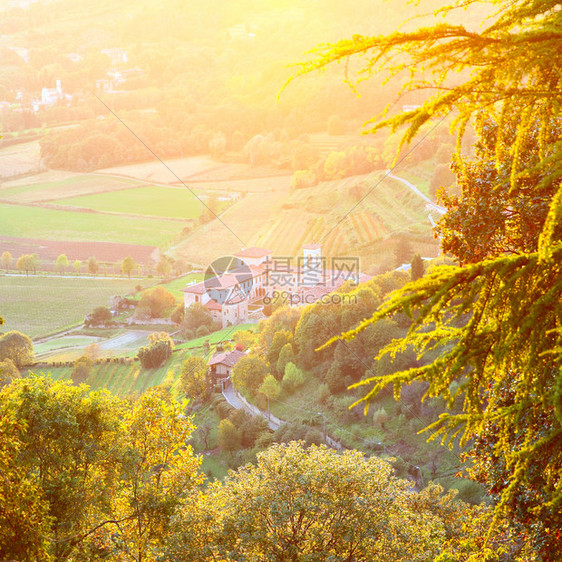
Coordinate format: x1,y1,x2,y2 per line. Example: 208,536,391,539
1,251,107,276
1,250,192,279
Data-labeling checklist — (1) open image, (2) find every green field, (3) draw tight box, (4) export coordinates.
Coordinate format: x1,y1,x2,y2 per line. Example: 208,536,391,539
0,276,138,338
34,335,102,355
142,272,205,299
52,185,207,219
176,324,256,350
0,174,138,202
0,203,183,245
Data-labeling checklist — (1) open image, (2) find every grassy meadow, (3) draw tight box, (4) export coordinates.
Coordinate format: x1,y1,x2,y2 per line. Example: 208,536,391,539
0,276,138,338
0,203,183,246
0,174,138,203
51,184,207,219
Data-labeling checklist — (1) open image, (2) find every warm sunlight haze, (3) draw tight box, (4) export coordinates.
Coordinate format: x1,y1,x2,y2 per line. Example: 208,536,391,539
0,0,560,560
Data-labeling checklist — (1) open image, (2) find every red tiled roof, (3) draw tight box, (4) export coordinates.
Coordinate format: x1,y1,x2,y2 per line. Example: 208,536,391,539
235,247,271,258
208,349,246,367
182,282,206,294
206,300,222,311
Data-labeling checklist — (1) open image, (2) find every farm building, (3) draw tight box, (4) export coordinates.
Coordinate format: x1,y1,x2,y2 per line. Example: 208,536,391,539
207,349,246,389
183,244,369,326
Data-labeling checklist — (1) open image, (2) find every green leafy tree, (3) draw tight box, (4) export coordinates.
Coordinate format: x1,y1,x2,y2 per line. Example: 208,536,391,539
0,376,127,559
276,342,296,376
0,377,203,560
72,259,81,275
182,302,214,332
156,255,172,278
282,362,305,394
180,356,208,402
168,442,455,561
302,0,562,554
137,332,174,369
90,389,202,560
1,251,12,272
139,286,177,318
16,254,34,276
0,331,33,369
71,355,93,385
258,374,281,401
85,306,112,327
393,237,414,268
121,255,136,278
0,358,19,387
171,303,185,325
55,254,68,275
231,354,268,394
266,329,292,377
217,418,241,455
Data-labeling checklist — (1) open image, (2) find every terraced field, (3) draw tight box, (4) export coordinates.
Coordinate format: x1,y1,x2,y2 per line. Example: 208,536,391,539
253,171,430,259
32,348,192,397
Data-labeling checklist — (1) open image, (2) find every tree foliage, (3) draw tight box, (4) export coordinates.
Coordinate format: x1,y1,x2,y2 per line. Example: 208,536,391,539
55,254,68,275
167,442,464,561
138,332,174,369
1,251,12,271
0,377,202,561
302,0,562,556
139,286,177,318
180,356,208,402
71,355,93,385
231,354,268,394
121,255,136,278
0,330,34,369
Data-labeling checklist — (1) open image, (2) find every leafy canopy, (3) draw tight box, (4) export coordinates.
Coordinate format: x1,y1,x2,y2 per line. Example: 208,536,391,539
299,0,562,556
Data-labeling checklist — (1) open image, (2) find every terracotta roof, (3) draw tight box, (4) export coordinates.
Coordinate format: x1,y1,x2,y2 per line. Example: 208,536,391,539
208,349,246,367
182,282,206,294
206,300,222,311
235,247,272,258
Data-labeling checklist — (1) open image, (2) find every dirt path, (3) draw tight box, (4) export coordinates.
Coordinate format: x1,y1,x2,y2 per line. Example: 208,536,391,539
387,172,447,215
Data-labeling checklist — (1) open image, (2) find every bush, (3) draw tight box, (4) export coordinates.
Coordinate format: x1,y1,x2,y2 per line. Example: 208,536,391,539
326,361,346,394
138,287,177,318
182,302,214,332
196,325,210,338
282,362,305,394
0,331,34,369
85,306,112,327
372,407,389,430
71,356,94,385
137,333,174,369
181,328,195,341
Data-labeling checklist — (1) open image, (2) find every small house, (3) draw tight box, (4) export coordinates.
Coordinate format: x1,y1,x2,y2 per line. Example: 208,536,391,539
207,349,246,390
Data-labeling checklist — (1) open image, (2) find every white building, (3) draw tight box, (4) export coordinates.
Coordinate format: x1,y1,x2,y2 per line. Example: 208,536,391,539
41,80,63,105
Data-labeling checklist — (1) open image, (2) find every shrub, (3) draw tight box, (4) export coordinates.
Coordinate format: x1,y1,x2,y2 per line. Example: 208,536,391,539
282,362,305,394
196,325,210,338
137,333,174,369
71,356,94,385
372,407,389,430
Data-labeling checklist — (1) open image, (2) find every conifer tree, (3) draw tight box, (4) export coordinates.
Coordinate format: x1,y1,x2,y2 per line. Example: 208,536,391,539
301,0,562,555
